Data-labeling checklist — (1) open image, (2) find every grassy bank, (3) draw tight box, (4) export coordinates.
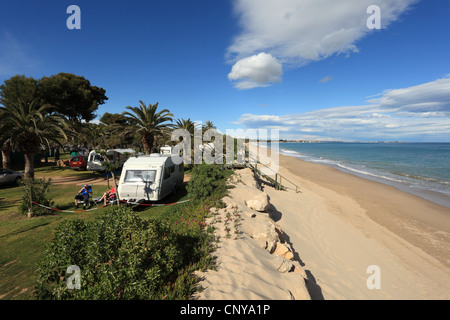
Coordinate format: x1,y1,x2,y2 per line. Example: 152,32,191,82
0,163,229,300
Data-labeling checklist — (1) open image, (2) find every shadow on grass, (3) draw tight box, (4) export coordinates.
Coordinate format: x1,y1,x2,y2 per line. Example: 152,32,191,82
0,221,50,239
53,200,108,212
35,165,106,179
0,199,18,212
0,185,22,215
131,182,189,212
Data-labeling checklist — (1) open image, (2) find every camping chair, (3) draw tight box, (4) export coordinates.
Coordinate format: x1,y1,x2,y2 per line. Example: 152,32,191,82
85,184,95,208
75,184,94,209
108,191,117,205
92,187,117,206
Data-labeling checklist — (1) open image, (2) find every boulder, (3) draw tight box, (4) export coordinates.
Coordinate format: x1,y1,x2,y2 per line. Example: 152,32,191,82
285,273,311,300
241,216,281,253
272,255,295,273
246,192,270,212
274,225,284,241
293,263,308,280
273,242,294,260
266,240,277,254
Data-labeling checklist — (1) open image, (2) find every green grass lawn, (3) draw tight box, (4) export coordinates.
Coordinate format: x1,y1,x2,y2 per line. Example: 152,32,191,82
0,163,190,300
35,166,103,179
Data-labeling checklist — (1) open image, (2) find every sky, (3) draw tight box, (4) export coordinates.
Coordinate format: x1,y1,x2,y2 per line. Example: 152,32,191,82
0,0,449,142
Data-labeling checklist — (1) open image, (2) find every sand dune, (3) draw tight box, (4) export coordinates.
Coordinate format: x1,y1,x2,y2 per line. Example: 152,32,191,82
196,146,450,300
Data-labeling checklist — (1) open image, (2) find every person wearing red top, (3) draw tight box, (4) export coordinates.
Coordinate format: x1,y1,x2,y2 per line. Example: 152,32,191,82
98,186,116,205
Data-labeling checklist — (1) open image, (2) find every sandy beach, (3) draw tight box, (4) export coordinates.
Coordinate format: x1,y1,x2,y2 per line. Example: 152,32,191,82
195,145,450,300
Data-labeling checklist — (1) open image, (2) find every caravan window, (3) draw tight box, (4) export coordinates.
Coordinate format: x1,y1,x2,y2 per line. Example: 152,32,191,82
90,154,104,162
124,170,156,183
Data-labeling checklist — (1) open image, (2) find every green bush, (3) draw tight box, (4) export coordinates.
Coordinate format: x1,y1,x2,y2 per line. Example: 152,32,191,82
159,200,216,269
35,164,232,300
19,178,53,216
186,164,231,200
35,207,184,300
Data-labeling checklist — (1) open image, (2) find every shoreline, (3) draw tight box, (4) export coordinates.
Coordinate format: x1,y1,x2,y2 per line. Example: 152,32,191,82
255,145,450,299
275,143,450,209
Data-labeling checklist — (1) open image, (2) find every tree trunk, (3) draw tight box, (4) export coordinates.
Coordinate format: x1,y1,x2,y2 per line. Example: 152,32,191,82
1,142,11,169
111,172,120,206
142,133,154,155
24,153,35,179
44,150,49,165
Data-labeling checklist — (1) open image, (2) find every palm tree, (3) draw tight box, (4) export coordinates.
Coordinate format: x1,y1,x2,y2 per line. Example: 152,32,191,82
1,140,12,169
173,118,205,165
0,98,68,178
174,118,198,137
203,120,216,132
122,100,173,155
81,122,105,150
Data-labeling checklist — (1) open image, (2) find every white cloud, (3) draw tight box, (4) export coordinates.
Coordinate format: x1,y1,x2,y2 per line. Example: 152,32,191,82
227,0,416,88
228,52,283,89
367,78,450,112
235,78,450,141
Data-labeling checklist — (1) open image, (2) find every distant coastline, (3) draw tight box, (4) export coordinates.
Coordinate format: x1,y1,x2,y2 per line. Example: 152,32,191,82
257,141,450,209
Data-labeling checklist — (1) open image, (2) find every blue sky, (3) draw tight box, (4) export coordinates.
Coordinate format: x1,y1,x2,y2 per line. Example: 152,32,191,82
1,0,449,142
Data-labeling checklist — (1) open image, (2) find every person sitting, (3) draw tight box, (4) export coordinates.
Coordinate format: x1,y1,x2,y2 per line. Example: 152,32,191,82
74,184,92,210
98,186,116,205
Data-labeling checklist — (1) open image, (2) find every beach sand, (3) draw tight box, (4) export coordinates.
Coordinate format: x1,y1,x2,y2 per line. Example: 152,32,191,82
196,145,450,300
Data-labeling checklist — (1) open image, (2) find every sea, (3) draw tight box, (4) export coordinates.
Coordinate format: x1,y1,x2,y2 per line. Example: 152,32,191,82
272,142,450,209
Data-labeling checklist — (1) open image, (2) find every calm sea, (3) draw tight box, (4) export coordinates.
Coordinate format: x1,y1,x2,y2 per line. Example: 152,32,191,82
274,142,450,208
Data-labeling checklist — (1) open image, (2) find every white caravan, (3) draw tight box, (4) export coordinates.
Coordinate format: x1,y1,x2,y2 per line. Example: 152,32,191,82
118,154,184,203
87,149,136,171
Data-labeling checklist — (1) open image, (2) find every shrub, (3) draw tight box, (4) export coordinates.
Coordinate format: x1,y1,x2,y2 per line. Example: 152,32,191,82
35,207,184,300
19,178,53,217
159,200,216,268
186,164,231,200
